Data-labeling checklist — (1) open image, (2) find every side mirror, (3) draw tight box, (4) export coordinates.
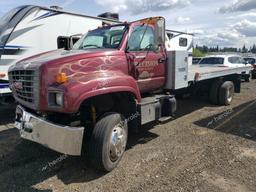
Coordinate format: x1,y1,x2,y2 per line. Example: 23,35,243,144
69,33,83,49
155,18,165,46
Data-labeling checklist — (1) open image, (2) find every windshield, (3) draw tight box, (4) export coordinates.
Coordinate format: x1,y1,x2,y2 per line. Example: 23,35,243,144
244,58,255,64
73,25,127,50
228,56,245,64
199,57,224,65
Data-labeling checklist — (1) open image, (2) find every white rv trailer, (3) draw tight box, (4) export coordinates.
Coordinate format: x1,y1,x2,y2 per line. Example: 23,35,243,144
0,5,121,96
0,5,194,96
165,29,193,66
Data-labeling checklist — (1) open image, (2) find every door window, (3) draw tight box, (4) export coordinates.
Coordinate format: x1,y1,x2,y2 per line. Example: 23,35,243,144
199,57,224,65
127,25,156,51
179,38,187,47
82,35,104,47
228,57,243,64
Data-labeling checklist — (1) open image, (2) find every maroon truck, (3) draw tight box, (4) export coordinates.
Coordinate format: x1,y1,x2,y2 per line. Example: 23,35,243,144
9,17,251,171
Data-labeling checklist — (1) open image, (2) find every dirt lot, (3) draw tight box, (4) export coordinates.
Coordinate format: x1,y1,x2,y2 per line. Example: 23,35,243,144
0,80,256,192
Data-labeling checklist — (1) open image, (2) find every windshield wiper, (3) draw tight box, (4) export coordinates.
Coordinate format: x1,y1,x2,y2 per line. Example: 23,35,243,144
82,44,102,49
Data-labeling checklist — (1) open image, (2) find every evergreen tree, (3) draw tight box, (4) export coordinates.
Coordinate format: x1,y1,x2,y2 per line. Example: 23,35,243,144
251,44,256,53
242,44,247,53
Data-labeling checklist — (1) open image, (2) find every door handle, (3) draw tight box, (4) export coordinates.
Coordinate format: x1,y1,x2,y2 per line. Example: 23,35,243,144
159,57,167,63
135,55,146,59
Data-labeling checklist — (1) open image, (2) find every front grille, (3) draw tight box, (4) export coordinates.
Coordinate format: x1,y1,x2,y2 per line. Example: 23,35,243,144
9,70,39,107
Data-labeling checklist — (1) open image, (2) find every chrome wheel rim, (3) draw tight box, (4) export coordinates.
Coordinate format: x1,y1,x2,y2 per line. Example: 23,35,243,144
227,89,232,103
109,122,127,162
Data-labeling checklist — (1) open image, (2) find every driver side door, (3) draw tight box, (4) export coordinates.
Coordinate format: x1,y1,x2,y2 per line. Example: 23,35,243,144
126,19,166,93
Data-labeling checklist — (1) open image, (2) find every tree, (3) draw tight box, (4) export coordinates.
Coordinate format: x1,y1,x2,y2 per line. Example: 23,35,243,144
251,44,256,53
193,48,205,57
242,44,247,53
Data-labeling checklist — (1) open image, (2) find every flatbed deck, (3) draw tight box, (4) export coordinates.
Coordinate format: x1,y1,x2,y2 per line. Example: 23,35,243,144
188,65,252,82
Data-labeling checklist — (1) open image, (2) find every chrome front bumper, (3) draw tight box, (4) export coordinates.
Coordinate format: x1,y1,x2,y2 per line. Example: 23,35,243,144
14,105,84,156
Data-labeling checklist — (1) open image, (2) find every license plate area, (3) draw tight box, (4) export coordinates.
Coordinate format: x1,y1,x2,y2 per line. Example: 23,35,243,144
15,106,33,132
14,105,84,155
16,106,23,122
15,106,23,130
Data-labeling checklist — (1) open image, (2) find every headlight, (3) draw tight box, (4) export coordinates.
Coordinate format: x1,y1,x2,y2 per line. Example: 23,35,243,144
48,92,64,107
56,93,63,106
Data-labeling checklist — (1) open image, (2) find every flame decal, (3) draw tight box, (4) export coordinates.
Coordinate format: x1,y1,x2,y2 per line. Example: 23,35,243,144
58,56,127,84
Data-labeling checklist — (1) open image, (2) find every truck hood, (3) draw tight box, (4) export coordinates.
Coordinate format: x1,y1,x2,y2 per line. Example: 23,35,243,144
12,48,122,69
8,47,130,113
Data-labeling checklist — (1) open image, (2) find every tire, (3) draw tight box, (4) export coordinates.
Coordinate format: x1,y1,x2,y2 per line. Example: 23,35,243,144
89,113,128,172
245,72,252,82
252,72,256,79
219,81,234,106
209,79,222,105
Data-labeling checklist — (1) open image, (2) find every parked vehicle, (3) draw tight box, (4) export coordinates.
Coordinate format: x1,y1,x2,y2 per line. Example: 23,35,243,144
244,57,256,79
199,55,252,81
192,57,202,64
9,17,251,172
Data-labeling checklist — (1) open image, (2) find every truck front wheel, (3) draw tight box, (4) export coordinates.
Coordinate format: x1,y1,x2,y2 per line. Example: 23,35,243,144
219,81,234,105
89,113,128,172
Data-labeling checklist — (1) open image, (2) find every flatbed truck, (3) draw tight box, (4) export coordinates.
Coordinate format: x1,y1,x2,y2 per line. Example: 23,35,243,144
9,17,251,171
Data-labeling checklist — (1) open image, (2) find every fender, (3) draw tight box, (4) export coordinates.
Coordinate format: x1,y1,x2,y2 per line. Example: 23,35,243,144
64,71,141,113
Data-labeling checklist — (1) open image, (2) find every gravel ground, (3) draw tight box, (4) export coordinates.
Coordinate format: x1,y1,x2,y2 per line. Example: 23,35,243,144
0,80,256,192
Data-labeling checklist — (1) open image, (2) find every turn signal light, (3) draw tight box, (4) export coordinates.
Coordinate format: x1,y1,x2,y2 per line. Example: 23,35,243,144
56,73,68,84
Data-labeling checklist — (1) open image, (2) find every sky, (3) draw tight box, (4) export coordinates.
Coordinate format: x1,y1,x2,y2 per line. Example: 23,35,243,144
0,0,256,48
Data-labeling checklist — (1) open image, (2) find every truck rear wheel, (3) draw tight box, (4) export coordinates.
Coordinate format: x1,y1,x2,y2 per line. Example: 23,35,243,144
89,113,128,172
245,72,252,82
252,72,256,79
219,81,234,105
